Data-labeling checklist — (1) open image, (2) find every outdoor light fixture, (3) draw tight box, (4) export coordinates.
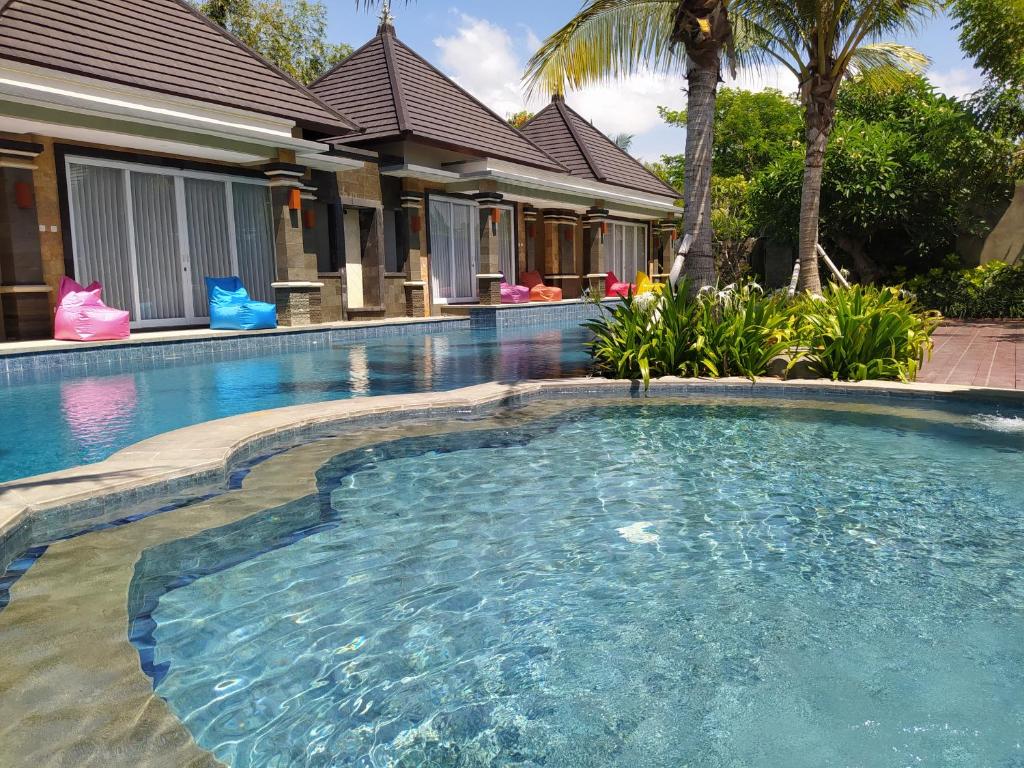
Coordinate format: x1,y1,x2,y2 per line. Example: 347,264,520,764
13,181,33,210
490,207,500,235
302,209,316,229
410,213,421,233
288,188,301,211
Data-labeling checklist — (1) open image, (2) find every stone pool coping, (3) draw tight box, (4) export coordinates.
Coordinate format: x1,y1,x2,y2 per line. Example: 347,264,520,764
3,375,1024,572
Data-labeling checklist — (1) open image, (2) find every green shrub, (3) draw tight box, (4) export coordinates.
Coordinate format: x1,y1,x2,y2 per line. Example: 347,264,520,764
585,282,941,386
905,259,1024,318
585,281,795,387
793,284,942,382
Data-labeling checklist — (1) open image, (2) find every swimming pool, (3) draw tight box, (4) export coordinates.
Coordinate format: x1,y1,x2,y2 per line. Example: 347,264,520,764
0,324,591,482
109,400,1023,768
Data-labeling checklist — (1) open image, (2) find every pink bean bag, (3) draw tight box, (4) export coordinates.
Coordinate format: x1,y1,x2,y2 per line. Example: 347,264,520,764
500,281,530,304
54,276,130,341
605,271,636,299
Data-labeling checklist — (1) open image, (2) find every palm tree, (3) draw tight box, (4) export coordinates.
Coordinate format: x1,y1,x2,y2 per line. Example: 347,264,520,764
732,0,939,292
523,0,736,292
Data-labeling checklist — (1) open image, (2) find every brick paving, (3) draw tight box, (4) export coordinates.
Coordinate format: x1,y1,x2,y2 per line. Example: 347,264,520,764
918,320,1024,389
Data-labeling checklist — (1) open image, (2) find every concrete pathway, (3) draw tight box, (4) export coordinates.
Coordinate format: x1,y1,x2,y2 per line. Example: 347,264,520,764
918,320,1024,389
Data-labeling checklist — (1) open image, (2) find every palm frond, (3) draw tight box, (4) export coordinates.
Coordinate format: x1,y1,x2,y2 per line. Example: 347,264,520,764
522,0,681,97
843,42,929,83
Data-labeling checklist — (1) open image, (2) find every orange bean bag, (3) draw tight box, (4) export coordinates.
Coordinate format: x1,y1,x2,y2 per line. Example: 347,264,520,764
520,270,563,302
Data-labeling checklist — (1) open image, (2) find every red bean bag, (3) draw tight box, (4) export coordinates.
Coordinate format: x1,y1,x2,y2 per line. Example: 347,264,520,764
520,271,563,302
605,271,636,298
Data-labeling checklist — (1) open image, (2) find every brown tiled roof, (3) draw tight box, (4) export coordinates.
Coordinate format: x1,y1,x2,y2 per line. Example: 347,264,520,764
0,0,359,134
311,23,564,173
522,96,680,199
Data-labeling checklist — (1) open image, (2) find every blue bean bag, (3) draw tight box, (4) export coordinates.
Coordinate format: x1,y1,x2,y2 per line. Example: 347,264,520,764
205,276,277,331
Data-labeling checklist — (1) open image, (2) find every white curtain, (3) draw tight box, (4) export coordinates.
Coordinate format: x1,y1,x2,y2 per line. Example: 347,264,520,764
429,199,454,300
609,223,647,279
232,182,276,303
184,177,233,315
497,208,515,282
452,201,476,300
130,171,183,321
67,163,135,318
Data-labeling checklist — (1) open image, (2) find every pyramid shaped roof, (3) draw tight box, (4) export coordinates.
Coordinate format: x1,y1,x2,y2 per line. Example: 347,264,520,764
0,0,359,133
522,96,680,199
311,23,564,172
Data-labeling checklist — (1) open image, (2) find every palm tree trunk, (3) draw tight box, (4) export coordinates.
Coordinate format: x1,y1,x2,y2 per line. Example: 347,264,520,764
678,62,718,294
796,78,837,295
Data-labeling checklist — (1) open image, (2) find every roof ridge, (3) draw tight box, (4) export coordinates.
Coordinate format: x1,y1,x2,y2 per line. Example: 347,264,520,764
387,34,566,172
554,98,607,182
171,0,361,133
560,100,681,198
380,29,410,133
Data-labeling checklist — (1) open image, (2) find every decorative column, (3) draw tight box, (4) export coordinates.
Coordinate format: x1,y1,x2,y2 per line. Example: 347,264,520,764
400,191,428,317
542,209,579,299
655,218,680,276
584,206,610,299
523,205,538,273
474,192,504,305
0,139,50,340
263,161,323,326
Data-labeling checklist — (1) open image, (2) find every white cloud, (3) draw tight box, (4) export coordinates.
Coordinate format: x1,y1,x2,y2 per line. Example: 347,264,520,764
730,64,799,95
565,71,687,138
433,13,528,119
927,66,983,98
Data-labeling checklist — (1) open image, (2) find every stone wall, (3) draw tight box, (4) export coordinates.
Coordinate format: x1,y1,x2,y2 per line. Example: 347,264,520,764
384,273,406,317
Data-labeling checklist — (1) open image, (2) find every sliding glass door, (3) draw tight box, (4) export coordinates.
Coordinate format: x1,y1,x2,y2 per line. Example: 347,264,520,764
607,221,648,280
67,157,276,327
428,196,478,303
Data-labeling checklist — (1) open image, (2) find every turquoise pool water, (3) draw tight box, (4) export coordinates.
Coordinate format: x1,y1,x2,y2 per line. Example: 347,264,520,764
0,325,590,482
133,402,1024,767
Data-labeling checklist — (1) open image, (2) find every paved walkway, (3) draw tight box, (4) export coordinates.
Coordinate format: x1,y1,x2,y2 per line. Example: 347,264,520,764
918,320,1024,389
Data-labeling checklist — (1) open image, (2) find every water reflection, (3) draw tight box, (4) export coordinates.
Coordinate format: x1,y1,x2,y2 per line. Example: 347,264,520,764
60,375,138,450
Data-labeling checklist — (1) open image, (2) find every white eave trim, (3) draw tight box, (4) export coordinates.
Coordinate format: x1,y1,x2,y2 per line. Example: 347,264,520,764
380,163,462,183
297,151,366,171
456,159,680,213
0,59,331,154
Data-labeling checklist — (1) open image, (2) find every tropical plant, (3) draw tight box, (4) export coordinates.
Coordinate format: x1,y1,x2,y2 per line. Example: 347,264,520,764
749,74,1019,280
523,0,737,293
586,280,795,386
196,0,352,85
906,259,1024,319
731,0,941,293
612,132,636,151
793,284,941,381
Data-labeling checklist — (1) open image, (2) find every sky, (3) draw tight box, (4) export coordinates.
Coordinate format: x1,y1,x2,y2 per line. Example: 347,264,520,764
322,1,982,163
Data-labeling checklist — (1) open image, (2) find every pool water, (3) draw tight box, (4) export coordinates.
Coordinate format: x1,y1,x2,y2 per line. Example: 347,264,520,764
0,325,590,482
133,403,1024,768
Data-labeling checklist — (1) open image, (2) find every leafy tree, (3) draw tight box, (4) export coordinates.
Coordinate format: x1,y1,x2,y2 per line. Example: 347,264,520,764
732,0,940,293
507,111,536,129
658,88,802,178
749,74,1019,280
951,0,1024,87
196,0,352,85
523,0,737,292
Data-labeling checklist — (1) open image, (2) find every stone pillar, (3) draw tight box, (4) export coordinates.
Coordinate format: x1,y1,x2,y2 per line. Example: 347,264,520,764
584,207,610,299
263,161,322,326
523,205,538,273
655,219,680,275
474,192,504,305
0,139,51,340
400,191,428,317
542,210,579,299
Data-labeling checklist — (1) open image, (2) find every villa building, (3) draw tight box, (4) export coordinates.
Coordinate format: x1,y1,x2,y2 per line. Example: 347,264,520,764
0,0,680,340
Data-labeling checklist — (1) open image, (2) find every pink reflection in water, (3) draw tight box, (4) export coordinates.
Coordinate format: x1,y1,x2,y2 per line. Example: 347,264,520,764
60,375,139,447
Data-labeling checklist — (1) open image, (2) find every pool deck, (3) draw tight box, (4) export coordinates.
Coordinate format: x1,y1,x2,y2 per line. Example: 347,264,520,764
918,320,1024,389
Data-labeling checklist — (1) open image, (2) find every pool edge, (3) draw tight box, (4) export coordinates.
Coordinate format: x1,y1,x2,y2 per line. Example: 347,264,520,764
2,376,1023,571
